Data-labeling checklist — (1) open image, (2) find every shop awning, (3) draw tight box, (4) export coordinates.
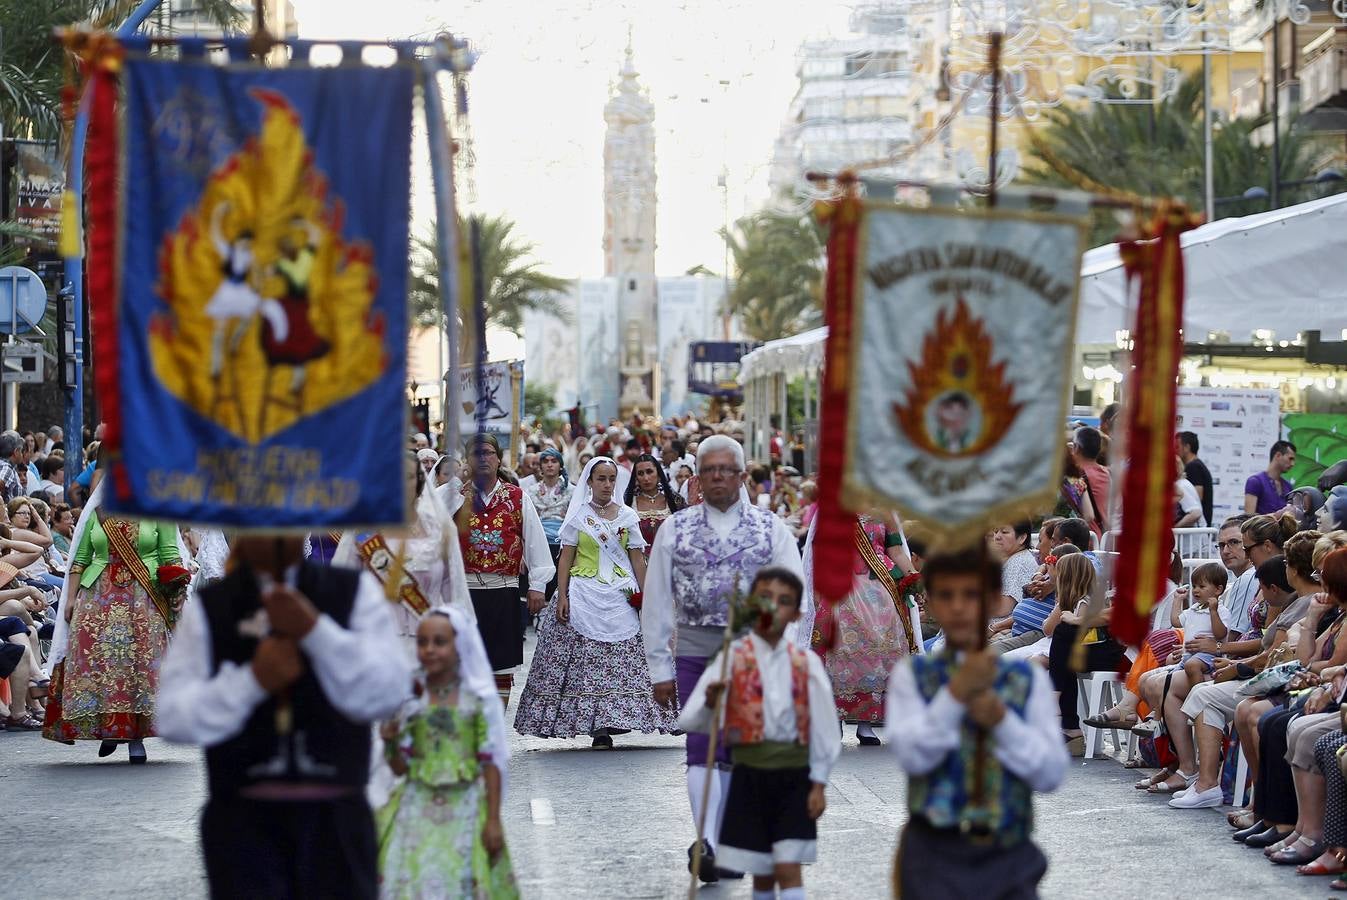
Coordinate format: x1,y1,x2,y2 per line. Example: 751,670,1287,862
1078,192,1347,345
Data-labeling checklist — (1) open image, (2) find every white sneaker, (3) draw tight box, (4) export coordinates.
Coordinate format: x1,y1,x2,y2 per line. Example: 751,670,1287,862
1169,785,1222,809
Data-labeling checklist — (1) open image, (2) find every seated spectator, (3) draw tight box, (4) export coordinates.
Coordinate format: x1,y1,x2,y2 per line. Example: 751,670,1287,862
1052,517,1098,563
5,498,59,592
49,503,75,557
985,521,1038,624
990,541,1076,655
1167,531,1320,808
37,454,64,503
1173,562,1229,686
0,613,45,730
1226,533,1347,852
1047,552,1128,755
1134,553,1300,794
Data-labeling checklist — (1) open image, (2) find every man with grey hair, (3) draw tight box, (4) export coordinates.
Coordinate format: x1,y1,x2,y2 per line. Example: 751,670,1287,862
642,434,804,882
0,431,23,504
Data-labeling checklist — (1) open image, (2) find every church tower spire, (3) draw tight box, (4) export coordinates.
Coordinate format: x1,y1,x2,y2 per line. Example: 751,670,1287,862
603,40,657,416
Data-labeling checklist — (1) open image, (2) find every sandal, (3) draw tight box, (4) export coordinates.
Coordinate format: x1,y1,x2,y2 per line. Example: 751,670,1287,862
1131,717,1162,737
1298,854,1346,876
1271,839,1326,866
1147,771,1196,794
1228,809,1258,829
1136,768,1176,790
4,715,41,731
1083,709,1138,729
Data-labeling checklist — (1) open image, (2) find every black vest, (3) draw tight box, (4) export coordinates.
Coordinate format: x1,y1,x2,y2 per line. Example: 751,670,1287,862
201,562,369,797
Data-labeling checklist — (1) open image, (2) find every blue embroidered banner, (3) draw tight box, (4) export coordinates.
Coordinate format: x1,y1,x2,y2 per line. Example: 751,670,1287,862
107,58,413,528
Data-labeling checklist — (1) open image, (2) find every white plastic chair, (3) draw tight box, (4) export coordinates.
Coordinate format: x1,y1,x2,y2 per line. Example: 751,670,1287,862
1077,671,1129,759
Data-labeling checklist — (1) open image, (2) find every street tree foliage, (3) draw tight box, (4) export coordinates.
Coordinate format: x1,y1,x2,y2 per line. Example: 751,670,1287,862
1023,74,1333,245
720,210,824,343
0,0,243,141
410,213,572,337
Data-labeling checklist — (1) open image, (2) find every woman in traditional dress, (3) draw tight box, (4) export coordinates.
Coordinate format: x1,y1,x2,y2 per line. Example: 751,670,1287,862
335,452,472,654
42,478,187,762
622,453,684,548
378,607,518,899
514,457,676,748
523,447,573,604
800,514,920,746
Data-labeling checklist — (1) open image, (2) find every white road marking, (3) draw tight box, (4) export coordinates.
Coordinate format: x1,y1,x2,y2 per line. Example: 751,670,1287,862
530,797,557,825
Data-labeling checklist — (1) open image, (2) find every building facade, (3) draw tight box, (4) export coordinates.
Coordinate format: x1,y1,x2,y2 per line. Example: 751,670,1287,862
769,1,916,199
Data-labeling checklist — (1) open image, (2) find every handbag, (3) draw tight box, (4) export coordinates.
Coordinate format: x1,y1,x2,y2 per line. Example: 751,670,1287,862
1235,660,1306,698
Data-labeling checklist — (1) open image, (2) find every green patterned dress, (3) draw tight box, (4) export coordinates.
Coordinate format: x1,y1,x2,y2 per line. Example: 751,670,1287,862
377,698,519,899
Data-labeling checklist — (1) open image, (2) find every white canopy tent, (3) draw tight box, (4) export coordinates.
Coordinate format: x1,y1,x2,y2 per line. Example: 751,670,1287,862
1078,192,1347,345
739,327,827,464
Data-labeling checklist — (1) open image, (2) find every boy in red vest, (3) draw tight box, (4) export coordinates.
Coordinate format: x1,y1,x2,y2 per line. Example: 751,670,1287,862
678,566,840,899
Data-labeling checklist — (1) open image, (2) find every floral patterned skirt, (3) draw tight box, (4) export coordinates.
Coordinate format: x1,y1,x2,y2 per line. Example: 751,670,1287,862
513,600,678,738
814,578,906,724
377,778,518,900
43,567,168,742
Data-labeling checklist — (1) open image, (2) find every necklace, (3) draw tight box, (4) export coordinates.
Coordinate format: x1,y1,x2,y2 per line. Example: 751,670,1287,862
427,677,460,701
639,490,663,502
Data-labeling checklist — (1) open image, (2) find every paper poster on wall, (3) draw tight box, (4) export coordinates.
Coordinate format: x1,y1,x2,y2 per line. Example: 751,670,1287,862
1175,388,1281,524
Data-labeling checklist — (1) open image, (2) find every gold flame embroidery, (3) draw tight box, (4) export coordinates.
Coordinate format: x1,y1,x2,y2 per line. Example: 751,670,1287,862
148,88,387,444
892,298,1022,458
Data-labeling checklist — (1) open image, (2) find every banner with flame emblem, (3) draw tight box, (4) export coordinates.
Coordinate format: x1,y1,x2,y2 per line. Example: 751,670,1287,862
842,203,1086,543
101,58,413,529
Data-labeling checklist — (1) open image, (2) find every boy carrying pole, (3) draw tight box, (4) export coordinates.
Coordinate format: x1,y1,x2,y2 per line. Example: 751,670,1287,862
884,549,1069,899
678,566,841,900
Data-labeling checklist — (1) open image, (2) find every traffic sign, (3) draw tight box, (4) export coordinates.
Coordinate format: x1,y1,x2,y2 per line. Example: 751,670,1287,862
0,266,49,335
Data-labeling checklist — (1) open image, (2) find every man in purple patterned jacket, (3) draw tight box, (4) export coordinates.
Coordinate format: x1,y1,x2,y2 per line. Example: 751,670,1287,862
642,434,804,883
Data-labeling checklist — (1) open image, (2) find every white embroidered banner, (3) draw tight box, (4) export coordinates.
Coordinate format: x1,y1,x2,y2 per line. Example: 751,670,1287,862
843,203,1086,542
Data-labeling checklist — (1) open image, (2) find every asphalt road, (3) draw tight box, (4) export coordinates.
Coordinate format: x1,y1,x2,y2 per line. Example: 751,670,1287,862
2,658,1336,899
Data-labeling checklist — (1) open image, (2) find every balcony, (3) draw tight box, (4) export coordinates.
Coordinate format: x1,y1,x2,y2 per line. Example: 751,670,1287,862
1301,27,1347,111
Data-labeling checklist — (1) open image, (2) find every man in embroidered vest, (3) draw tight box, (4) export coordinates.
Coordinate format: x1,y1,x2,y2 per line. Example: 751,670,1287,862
643,435,804,883
679,566,839,900
884,549,1068,900
155,535,409,899
450,433,556,707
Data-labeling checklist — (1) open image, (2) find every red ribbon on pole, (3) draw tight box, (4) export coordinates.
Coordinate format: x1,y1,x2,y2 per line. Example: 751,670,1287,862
1110,204,1199,648
811,189,863,626
85,53,131,500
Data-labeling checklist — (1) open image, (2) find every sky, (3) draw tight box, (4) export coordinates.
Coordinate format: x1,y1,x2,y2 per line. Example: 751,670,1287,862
290,0,857,279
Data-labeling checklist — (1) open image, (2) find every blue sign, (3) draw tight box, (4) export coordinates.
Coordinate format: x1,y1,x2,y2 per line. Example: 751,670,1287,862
105,58,414,529
0,267,49,335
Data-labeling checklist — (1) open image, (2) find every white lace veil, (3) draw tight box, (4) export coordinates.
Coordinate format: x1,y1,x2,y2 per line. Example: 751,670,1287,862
46,479,104,671
561,457,630,534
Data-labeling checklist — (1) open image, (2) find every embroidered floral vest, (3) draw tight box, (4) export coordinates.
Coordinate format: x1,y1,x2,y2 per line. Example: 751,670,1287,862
907,654,1035,847
723,636,810,746
669,503,776,628
459,483,526,576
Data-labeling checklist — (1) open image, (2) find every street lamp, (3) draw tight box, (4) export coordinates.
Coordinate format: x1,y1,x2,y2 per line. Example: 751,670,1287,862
1214,169,1344,208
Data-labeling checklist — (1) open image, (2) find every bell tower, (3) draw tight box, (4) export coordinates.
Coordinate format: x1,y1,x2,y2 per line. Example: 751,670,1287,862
603,39,658,417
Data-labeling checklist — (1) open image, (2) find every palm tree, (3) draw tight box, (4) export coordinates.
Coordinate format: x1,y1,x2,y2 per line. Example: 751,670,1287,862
720,210,824,342
409,213,571,336
1023,73,1331,245
0,0,244,141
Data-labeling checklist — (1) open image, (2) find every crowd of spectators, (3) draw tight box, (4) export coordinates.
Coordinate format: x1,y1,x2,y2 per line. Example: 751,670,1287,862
0,424,103,730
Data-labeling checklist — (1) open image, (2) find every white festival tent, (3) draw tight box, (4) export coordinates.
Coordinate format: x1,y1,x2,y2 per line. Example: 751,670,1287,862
1077,191,1347,344
738,193,1347,450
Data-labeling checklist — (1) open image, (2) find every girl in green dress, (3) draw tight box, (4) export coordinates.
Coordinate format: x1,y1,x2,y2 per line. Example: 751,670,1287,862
378,607,518,899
